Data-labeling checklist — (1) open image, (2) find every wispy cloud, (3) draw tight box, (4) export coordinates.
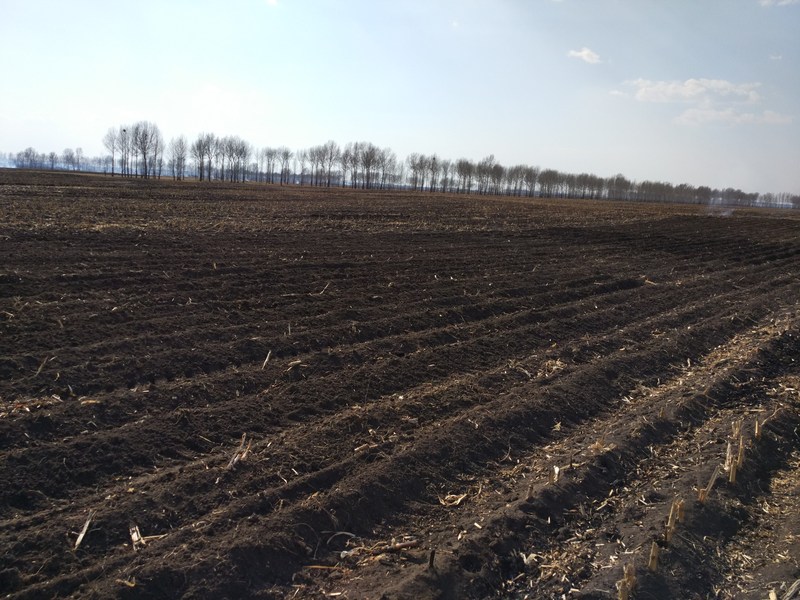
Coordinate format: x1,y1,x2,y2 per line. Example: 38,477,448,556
567,47,601,64
676,108,792,125
769,54,783,60
759,0,800,6
265,0,278,6
627,78,761,105
624,78,790,126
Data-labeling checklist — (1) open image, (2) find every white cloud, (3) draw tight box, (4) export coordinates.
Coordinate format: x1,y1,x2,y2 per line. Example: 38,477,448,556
769,54,783,60
623,78,791,126
676,107,793,125
567,47,601,64
265,0,278,6
759,0,800,6
626,78,761,106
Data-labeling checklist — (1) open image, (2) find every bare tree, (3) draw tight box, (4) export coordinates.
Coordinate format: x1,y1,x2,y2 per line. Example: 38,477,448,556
236,139,251,182
117,127,131,176
407,153,430,191
278,147,293,185
476,155,496,194
505,165,524,196
377,148,397,190
191,135,207,180
455,159,474,193
344,142,362,188
48,151,58,170
15,147,39,169
152,132,164,179
606,174,631,201
523,166,540,197
75,147,84,171
321,140,340,187
62,148,75,170
360,143,380,189
296,149,310,185
439,159,452,193
103,128,118,176
538,169,560,198
490,162,505,195
427,154,440,193
131,121,161,179
213,137,225,180
169,136,188,180
264,147,278,183
339,145,352,187
202,133,212,181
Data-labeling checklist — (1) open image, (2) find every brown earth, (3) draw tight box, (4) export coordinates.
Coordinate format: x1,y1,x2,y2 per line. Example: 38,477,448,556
1,170,799,600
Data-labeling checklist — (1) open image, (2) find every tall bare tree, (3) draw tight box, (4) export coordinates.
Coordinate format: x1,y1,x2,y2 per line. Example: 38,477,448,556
538,169,560,198
427,154,440,193
278,147,293,185
168,136,188,180
62,148,75,170
523,166,540,197
360,143,380,189
296,149,310,185
455,159,474,193
439,159,452,193
338,145,352,187
191,134,207,180
102,128,118,176
264,147,278,184
377,148,397,190
321,140,340,187
117,127,132,176
131,121,161,179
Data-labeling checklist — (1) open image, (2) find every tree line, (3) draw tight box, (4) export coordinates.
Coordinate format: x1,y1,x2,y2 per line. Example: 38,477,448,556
5,120,799,209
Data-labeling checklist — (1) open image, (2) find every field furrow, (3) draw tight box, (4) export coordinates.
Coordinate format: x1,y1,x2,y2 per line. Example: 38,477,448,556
1,171,798,599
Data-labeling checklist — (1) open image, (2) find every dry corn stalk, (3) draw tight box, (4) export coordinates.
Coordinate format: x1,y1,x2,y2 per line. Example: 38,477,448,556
549,465,560,484
130,524,145,551
782,579,800,599
618,579,631,600
724,441,734,473
698,465,721,503
732,418,743,439
623,563,636,588
74,510,95,551
676,498,685,523
647,541,660,572
729,460,737,484
438,493,467,507
665,498,682,543
755,417,762,440
617,563,637,600
226,433,252,470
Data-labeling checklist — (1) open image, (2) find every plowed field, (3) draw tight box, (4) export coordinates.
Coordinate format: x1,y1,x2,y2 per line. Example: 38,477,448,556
1,171,799,599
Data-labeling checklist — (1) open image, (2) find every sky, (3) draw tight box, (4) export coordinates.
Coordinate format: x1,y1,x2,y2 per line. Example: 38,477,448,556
1,0,798,194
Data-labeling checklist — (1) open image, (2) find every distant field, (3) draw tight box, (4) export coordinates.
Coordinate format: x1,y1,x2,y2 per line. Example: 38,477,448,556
1,170,799,599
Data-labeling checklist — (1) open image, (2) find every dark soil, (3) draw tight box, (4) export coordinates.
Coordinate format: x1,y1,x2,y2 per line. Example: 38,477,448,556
1,170,799,599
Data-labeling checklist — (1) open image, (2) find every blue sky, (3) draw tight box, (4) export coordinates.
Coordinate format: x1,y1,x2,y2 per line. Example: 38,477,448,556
1,0,798,193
